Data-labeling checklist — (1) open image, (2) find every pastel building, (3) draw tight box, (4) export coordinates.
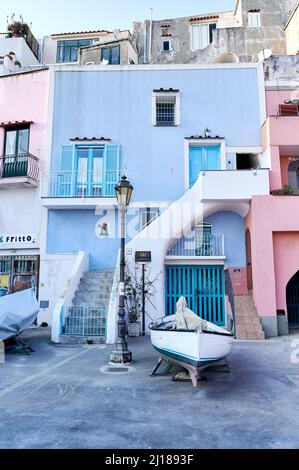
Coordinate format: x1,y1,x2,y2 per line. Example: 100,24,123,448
0,68,49,298
245,58,299,336
38,63,270,344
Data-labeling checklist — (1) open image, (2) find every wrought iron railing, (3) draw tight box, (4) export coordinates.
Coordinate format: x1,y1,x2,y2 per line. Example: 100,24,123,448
167,234,225,257
23,28,40,60
47,170,121,198
0,153,39,181
60,305,107,337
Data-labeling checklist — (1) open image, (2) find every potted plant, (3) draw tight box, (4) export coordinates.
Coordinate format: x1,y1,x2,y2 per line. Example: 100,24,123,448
124,264,160,337
7,21,30,38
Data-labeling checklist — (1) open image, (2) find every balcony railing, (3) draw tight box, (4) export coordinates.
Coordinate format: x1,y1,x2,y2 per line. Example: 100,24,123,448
167,234,225,257
47,170,121,198
0,153,39,181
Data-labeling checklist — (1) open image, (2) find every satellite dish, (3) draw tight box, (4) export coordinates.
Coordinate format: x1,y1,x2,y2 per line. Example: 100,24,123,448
258,49,272,62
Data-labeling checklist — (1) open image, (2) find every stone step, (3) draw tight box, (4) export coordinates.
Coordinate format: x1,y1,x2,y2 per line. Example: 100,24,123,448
72,302,108,308
74,292,111,299
59,335,106,345
234,293,265,341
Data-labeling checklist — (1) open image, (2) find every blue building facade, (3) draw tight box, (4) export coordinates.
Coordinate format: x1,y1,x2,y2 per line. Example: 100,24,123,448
45,65,262,268
41,63,267,338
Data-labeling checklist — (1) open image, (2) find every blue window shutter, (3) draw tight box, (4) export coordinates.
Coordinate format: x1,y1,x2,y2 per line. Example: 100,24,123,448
103,144,120,196
59,144,75,197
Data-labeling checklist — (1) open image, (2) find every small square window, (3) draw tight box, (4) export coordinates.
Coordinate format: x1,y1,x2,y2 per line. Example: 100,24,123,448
248,12,261,27
152,92,180,127
162,40,171,52
140,208,159,229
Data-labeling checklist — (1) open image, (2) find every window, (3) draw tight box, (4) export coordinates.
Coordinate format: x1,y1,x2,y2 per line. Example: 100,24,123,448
140,208,160,229
56,39,96,63
247,12,261,27
191,23,217,51
58,143,120,197
4,126,30,156
152,92,180,127
195,223,213,256
101,46,120,64
162,40,171,52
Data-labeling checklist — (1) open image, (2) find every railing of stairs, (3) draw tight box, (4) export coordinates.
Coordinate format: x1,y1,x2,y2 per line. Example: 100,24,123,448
106,251,120,344
225,269,236,337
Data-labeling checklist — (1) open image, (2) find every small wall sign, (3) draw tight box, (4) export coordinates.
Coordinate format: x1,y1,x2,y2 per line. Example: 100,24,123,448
135,251,152,263
0,234,37,247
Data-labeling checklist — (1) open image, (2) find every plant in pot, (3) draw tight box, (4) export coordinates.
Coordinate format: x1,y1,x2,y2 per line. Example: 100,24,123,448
124,264,160,337
7,21,30,38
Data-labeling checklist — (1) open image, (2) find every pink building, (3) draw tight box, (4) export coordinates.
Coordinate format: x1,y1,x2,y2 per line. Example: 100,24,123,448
245,85,299,337
0,68,49,298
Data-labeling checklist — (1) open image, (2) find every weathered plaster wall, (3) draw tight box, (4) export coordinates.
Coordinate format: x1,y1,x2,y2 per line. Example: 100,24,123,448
133,0,292,65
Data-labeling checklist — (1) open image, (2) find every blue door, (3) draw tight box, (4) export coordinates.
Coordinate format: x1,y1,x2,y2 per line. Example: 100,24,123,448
189,145,220,187
165,265,225,325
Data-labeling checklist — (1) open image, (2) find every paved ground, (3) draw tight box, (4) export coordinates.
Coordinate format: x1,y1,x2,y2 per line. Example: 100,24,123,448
0,328,299,449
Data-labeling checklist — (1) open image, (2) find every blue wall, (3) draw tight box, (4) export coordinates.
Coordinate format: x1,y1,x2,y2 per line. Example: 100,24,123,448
48,209,246,270
47,208,143,270
206,211,246,267
51,67,261,202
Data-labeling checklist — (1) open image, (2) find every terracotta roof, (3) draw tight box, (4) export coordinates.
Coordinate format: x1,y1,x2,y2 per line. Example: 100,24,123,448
189,15,219,22
0,120,34,128
51,30,111,37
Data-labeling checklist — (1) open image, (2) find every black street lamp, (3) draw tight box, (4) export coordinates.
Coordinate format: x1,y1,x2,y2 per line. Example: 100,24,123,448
110,175,134,364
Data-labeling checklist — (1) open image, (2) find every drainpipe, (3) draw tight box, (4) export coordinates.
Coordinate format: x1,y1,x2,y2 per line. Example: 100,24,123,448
149,7,153,63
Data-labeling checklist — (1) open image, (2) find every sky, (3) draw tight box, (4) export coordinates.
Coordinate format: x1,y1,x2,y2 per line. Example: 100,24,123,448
0,0,236,38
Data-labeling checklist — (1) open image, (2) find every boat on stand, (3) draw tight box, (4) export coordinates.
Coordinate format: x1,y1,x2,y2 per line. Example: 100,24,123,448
149,297,234,387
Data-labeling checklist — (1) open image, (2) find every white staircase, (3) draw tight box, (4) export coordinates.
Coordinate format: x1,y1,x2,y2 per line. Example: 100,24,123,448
106,170,269,343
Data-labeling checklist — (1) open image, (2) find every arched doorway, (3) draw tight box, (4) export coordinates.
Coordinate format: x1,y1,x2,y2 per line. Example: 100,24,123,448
245,229,253,291
287,271,299,328
288,159,299,194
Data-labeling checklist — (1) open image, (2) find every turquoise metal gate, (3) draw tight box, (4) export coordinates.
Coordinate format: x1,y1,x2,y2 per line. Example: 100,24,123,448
165,265,226,325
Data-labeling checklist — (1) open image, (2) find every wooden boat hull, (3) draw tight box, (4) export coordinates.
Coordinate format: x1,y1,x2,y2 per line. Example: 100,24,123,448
149,315,234,386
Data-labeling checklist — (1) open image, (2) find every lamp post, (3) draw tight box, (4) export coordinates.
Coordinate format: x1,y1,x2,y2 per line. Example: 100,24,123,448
110,175,134,364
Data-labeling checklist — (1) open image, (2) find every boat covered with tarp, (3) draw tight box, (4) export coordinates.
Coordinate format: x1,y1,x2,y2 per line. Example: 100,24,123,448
0,289,39,341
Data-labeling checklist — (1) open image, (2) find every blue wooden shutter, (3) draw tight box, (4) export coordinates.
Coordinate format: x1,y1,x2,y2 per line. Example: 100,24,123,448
103,144,120,196
59,145,75,197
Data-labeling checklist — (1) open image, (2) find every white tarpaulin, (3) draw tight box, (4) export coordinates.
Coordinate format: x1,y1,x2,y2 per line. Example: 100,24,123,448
174,297,207,331
0,289,39,341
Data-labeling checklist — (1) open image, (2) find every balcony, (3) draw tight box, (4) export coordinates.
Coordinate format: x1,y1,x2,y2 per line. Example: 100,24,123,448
47,170,121,198
0,153,40,188
166,234,225,260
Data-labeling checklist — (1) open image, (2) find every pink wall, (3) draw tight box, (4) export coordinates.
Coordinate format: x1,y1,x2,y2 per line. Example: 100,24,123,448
266,89,299,116
263,90,299,191
245,195,299,319
0,69,49,169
